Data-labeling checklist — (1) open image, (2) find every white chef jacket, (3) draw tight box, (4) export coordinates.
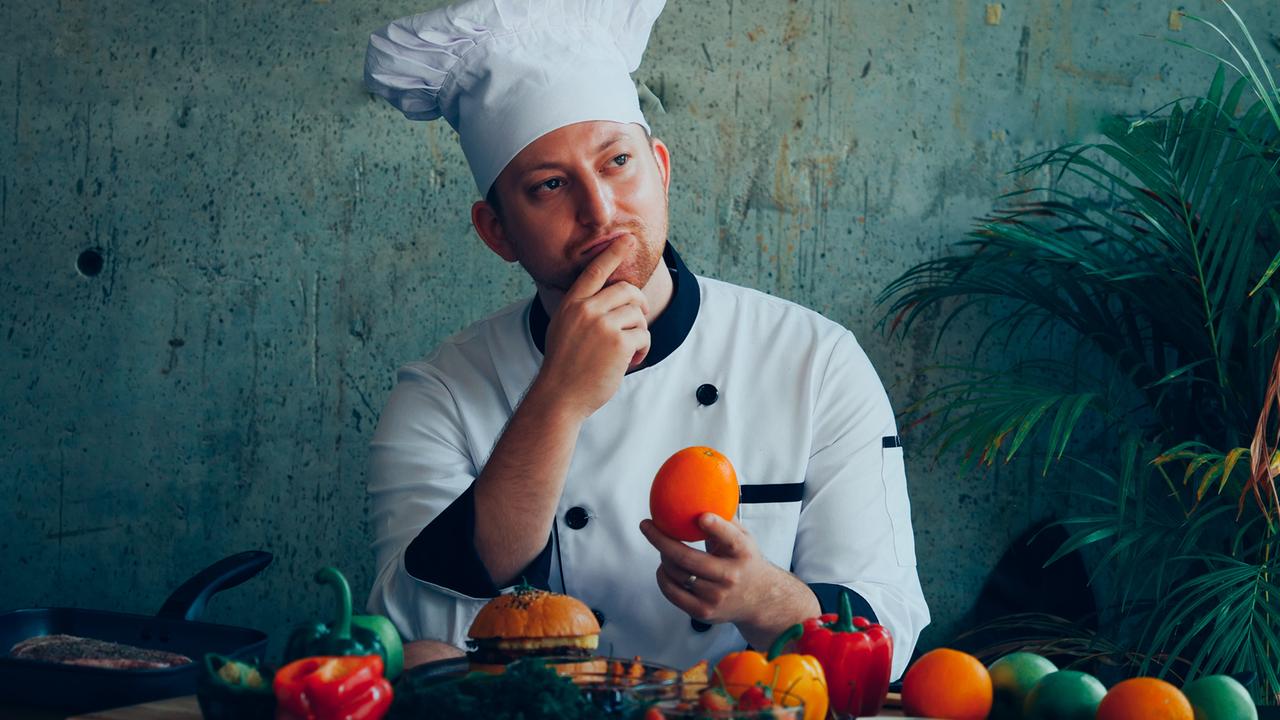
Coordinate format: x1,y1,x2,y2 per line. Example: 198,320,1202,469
366,246,929,678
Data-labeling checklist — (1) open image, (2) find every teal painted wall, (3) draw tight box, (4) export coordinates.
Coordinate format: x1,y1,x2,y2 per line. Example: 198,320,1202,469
3,0,1276,653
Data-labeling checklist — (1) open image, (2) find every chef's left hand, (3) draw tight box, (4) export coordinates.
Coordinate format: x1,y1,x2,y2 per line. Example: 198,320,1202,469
639,514,820,649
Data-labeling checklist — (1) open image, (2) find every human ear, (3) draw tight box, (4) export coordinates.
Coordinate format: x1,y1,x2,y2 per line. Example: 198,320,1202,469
471,200,517,262
650,137,671,193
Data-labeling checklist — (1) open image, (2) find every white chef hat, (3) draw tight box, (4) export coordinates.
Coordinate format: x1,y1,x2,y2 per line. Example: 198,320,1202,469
364,0,667,196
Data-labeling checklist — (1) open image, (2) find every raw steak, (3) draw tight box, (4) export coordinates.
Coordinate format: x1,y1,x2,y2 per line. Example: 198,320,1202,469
9,634,192,669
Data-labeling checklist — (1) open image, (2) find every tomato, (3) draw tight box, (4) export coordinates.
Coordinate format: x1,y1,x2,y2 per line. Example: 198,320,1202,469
1181,675,1257,720
988,652,1058,720
1023,670,1107,720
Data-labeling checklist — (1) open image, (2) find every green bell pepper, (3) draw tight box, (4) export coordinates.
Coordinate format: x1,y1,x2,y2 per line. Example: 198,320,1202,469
284,567,404,680
195,653,276,720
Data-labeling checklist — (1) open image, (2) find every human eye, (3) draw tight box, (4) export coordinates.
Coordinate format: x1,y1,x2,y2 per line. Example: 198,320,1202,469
532,177,565,193
611,153,630,166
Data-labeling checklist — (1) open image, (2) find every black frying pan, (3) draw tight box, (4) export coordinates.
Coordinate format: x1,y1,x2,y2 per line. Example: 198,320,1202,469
0,550,272,713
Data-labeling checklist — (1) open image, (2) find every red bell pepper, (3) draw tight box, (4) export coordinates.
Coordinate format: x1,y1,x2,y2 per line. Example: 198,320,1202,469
273,655,393,720
792,590,893,717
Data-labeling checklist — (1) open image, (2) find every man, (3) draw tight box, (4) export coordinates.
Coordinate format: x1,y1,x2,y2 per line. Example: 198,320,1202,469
362,0,929,677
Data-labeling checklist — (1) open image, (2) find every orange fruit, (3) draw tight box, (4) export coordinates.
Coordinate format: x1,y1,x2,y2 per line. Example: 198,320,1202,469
1096,677,1193,720
900,648,993,720
649,447,739,541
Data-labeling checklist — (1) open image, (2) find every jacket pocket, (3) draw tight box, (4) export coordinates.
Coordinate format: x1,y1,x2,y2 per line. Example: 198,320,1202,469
737,499,801,571
880,446,917,567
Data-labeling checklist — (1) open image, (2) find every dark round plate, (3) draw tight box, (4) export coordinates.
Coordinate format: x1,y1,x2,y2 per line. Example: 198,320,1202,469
401,656,470,683
404,655,680,677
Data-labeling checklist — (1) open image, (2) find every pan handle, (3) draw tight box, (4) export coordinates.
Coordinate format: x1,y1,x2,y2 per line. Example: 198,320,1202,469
156,550,273,621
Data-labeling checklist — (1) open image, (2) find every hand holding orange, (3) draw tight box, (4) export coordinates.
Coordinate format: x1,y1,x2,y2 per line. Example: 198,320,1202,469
649,446,739,542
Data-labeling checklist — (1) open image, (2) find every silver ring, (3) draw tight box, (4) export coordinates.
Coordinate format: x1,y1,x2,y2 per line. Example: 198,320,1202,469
682,574,698,592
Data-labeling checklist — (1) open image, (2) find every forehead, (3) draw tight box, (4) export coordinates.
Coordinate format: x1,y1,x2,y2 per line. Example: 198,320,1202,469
502,120,646,177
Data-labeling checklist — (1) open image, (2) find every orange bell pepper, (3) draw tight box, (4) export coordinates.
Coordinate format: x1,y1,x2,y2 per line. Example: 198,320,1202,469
713,626,829,720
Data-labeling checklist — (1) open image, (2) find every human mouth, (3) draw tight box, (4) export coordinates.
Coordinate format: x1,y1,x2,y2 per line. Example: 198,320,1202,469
578,232,629,260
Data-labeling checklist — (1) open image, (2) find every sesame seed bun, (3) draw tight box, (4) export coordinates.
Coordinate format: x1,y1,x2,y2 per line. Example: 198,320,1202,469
466,586,601,673
468,587,601,641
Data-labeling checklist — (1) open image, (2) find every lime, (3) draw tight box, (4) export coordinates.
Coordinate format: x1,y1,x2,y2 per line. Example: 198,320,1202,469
988,652,1058,720
1182,675,1257,720
1023,670,1107,720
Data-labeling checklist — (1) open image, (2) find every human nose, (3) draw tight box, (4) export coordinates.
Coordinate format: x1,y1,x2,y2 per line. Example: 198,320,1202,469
575,175,615,228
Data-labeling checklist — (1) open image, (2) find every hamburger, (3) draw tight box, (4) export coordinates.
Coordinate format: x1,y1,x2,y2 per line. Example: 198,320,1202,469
466,585,602,674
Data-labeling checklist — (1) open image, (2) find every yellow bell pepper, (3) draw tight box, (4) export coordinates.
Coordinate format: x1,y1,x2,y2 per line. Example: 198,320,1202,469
713,625,829,720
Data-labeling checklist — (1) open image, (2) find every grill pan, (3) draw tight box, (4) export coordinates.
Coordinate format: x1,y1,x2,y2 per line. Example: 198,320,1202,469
0,550,271,713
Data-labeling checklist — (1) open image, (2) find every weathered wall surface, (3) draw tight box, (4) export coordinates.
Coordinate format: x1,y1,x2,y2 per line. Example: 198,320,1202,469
3,0,1276,652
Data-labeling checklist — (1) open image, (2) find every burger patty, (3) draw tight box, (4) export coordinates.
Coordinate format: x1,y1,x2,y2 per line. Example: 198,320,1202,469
466,642,593,665
469,635,599,651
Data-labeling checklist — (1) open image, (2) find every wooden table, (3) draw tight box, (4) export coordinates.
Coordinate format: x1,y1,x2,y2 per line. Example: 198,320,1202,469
0,696,200,720
65,698,906,719
69,696,200,719
59,695,907,718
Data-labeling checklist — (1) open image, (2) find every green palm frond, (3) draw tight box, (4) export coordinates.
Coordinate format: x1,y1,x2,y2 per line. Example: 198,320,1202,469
1175,7,1280,133
881,67,1280,465
1139,549,1280,695
1152,442,1252,503
908,361,1101,474
880,4,1280,697
1042,440,1213,605
954,613,1134,670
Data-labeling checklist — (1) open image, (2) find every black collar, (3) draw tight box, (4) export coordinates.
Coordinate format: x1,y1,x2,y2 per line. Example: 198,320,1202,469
528,243,700,370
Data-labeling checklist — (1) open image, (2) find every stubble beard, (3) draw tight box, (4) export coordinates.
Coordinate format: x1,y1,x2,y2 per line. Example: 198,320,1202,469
537,215,668,295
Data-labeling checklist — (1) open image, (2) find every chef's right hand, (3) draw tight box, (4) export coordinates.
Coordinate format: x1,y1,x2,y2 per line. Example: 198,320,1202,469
535,241,651,420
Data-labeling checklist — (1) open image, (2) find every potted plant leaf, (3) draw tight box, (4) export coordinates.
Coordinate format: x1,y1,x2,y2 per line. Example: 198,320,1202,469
880,2,1280,704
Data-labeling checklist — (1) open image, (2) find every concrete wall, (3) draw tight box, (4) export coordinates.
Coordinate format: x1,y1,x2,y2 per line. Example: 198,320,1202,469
3,0,1276,654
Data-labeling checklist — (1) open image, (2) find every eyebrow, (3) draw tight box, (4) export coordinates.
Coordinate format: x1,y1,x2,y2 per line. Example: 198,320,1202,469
517,133,631,177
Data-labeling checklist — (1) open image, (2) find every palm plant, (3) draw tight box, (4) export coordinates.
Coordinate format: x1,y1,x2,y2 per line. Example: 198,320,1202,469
880,4,1280,702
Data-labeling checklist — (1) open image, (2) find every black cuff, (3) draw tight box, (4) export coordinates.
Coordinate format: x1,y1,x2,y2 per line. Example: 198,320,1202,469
809,583,878,624
404,484,553,597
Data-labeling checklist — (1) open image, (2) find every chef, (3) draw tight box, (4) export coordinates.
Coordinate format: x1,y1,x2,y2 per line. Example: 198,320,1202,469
361,0,930,678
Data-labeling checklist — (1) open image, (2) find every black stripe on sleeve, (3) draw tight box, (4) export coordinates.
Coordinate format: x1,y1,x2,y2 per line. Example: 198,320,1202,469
404,484,553,597
809,582,878,624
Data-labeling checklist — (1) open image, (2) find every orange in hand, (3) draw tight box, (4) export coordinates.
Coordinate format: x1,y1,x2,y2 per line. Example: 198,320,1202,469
649,446,739,541
1096,677,1194,720
900,648,993,720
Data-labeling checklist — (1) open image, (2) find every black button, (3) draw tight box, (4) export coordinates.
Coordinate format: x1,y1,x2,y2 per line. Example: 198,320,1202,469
690,619,712,632
592,608,607,628
565,506,590,530
696,384,719,406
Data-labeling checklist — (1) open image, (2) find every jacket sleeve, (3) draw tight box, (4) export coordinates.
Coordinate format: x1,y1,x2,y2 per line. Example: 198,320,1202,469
793,331,930,679
364,362,550,647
